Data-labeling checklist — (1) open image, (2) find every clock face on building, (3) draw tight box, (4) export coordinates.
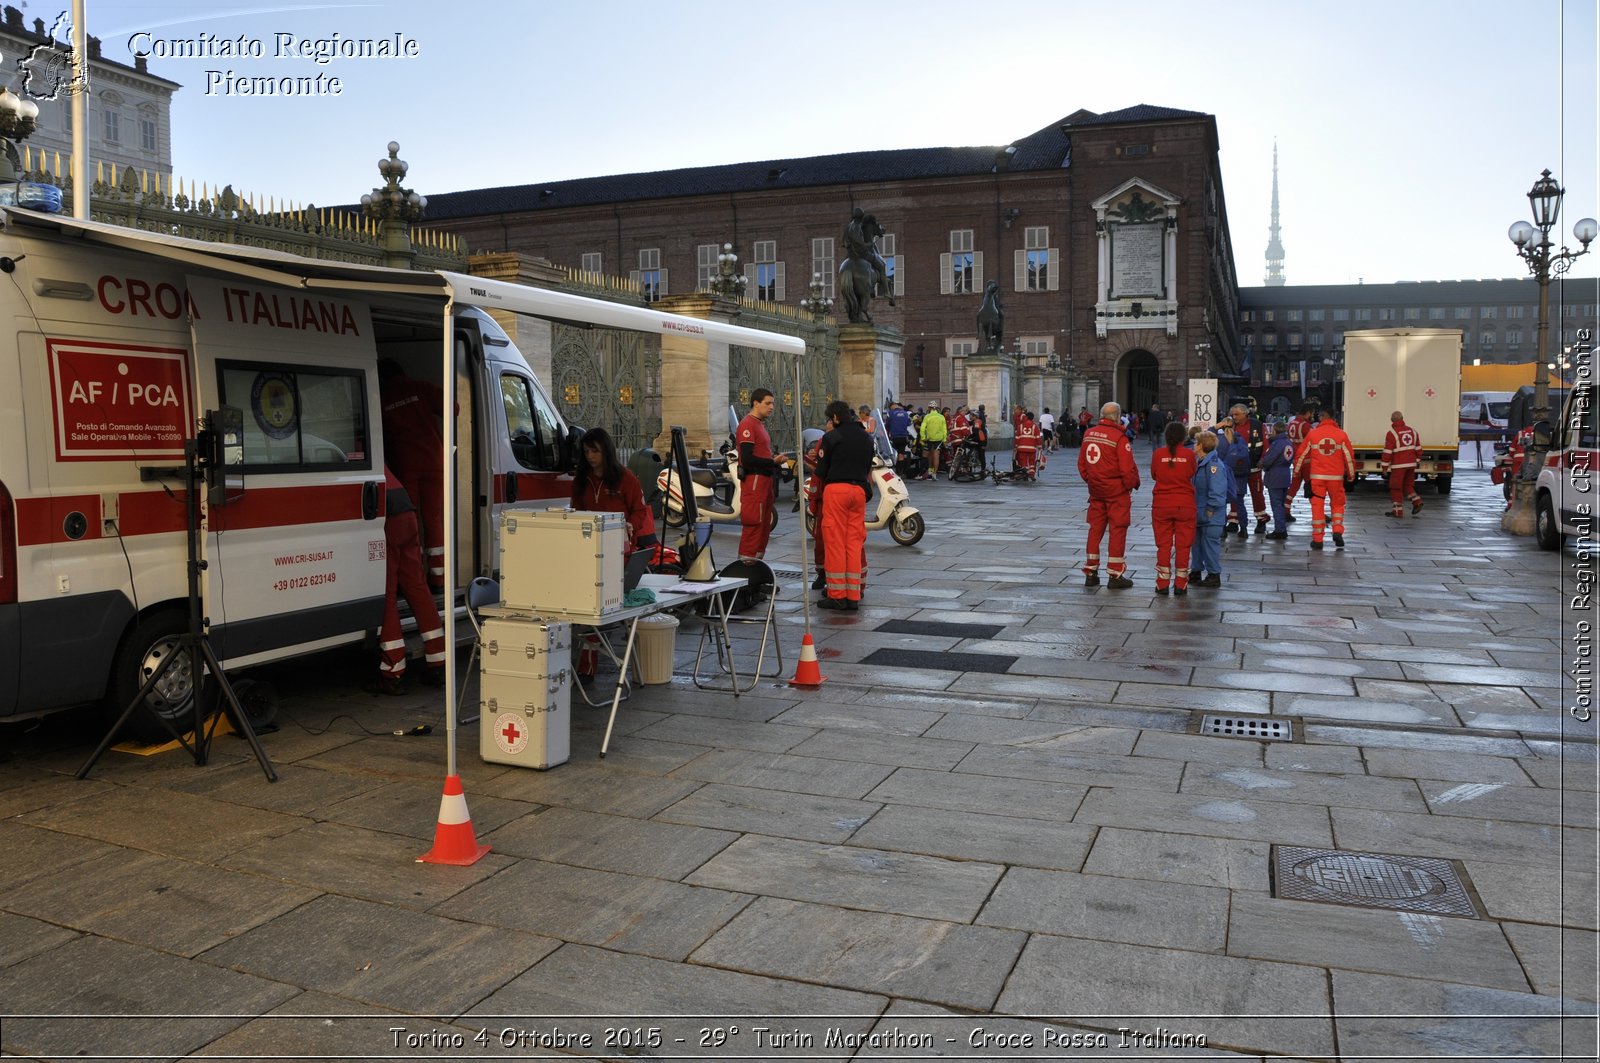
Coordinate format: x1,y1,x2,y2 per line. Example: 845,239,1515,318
251,371,298,439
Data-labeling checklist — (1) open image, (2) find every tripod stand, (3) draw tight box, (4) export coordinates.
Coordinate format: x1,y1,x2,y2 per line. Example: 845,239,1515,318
77,422,278,783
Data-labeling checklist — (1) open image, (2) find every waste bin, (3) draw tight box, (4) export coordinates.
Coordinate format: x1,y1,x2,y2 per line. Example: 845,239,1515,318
633,614,679,684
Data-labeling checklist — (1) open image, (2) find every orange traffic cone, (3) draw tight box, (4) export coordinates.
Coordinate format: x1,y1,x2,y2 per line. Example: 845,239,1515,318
790,633,826,688
417,774,491,866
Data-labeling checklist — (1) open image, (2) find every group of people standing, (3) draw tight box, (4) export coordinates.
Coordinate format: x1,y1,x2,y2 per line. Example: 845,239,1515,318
1079,399,1407,594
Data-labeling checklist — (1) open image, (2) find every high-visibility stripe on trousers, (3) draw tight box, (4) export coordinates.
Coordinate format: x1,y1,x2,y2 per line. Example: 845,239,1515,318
1310,481,1346,543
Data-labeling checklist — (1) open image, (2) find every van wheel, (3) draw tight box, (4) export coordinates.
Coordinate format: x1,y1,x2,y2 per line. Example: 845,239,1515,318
1536,492,1564,551
109,609,197,742
1434,474,1452,495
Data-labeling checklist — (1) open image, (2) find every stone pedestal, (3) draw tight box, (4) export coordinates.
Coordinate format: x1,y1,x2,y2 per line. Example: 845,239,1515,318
837,323,905,411
964,352,1015,442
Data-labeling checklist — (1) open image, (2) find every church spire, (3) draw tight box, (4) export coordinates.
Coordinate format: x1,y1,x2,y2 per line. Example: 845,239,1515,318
1265,141,1286,286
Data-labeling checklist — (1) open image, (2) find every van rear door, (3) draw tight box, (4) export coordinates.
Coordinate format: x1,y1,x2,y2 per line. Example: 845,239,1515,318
185,276,386,664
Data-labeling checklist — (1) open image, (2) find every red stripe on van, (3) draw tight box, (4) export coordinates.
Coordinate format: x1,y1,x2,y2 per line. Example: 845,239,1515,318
15,494,103,546
491,471,573,505
18,483,369,545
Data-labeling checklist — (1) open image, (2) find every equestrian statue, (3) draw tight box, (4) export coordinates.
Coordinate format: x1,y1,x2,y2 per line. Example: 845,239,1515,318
838,207,894,323
977,280,1004,353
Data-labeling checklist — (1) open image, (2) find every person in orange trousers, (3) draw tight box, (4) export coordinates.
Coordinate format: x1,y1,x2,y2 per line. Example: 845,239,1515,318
814,401,875,611
1150,421,1198,594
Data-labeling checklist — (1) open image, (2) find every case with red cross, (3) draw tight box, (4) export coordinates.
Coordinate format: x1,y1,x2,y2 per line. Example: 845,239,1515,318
477,618,572,770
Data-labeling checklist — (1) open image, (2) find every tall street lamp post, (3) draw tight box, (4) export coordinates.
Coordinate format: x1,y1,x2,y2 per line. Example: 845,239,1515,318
1503,169,1596,535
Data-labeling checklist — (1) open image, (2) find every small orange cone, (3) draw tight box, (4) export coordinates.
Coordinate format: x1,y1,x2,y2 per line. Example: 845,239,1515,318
417,774,491,866
790,633,827,688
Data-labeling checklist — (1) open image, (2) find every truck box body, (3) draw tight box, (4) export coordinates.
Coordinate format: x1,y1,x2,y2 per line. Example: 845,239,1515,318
1340,328,1461,491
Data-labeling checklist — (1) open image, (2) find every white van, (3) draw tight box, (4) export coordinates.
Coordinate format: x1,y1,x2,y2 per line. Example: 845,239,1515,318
1459,391,1514,438
1535,378,1596,550
0,207,803,736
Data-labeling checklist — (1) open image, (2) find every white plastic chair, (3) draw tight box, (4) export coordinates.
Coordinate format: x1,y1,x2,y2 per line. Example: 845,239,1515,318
456,576,500,725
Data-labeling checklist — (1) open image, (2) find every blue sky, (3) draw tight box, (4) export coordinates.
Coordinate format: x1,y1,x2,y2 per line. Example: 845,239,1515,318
59,0,1600,285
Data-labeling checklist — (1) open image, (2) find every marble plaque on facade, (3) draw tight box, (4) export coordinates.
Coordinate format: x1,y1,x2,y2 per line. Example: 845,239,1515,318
1111,222,1164,297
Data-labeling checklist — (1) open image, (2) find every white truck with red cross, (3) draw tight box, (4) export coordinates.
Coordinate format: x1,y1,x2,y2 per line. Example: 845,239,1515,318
1339,328,1461,495
0,207,802,737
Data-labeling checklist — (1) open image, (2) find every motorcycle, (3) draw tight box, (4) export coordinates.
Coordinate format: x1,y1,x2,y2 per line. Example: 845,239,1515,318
656,406,791,529
803,412,926,547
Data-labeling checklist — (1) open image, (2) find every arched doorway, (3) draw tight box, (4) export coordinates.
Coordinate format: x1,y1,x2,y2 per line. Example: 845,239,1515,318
1118,349,1159,419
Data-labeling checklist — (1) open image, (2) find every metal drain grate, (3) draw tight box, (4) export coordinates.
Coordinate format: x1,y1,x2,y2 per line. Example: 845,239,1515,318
1198,714,1294,742
1273,846,1480,918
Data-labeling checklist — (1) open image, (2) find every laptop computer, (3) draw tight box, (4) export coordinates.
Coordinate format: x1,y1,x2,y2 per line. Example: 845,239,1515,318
623,548,652,592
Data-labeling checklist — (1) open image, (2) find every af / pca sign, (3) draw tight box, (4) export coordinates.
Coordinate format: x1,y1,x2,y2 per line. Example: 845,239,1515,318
47,339,194,461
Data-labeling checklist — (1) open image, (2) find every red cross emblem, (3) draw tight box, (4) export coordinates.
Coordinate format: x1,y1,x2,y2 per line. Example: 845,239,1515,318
1367,388,1378,398
1424,388,1435,398
1315,439,1342,455
501,720,522,745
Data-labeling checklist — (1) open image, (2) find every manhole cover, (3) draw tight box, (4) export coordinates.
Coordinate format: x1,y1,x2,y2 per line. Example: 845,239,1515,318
768,568,802,580
1198,714,1294,742
1273,846,1480,918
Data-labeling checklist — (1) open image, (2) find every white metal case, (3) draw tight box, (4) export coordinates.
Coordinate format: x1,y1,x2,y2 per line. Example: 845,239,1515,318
478,619,572,770
498,508,626,620
479,618,572,678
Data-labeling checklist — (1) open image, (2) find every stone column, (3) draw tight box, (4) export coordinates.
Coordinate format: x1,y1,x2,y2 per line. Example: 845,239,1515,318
466,252,573,383
654,292,735,453
836,324,905,412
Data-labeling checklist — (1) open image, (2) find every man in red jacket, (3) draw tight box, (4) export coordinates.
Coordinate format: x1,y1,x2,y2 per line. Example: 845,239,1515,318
373,468,445,694
1381,410,1424,518
1078,401,1141,587
1293,411,1355,550
736,389,781,560
379,360,447,593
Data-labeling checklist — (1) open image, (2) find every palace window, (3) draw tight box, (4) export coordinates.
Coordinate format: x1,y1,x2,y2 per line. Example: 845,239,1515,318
1017,226,1059,292
811,237,835,299
941,229,981,295
752,240,784,301
630,248,665,302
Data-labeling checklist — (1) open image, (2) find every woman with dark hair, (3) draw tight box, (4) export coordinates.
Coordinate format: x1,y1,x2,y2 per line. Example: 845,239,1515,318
1150,419,1198,596
570,427,657,551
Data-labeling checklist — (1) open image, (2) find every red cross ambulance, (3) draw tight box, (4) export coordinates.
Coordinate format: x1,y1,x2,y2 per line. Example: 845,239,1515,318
0,207,803,738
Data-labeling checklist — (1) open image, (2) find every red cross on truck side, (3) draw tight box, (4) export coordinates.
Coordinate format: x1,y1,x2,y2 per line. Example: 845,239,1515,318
1367,388,1378,398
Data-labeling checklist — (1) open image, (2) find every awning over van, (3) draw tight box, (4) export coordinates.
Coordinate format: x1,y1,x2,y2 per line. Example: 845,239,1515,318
2,207,807,356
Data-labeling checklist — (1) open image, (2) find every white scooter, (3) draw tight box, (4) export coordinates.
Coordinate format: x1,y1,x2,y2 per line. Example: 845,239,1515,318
803,414,926,547
656,406,790,529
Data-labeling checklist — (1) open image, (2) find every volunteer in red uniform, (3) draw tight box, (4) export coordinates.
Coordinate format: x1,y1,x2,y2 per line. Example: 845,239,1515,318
571,427,657,549
736,388,781,561
1078,401,1141,587
378,360,447,592
1284,403,1315,521
374,467,445,695
1293,411,1356,550
1150,420,1198,595
1380,410,1425,518
570,427,657,684
949,406,972,450
1501,424,1537,508
815,400,875,611
1015,412,1041,477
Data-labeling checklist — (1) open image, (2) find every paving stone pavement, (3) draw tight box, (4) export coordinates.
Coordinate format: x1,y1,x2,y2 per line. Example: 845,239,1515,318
1,442,1595,1062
